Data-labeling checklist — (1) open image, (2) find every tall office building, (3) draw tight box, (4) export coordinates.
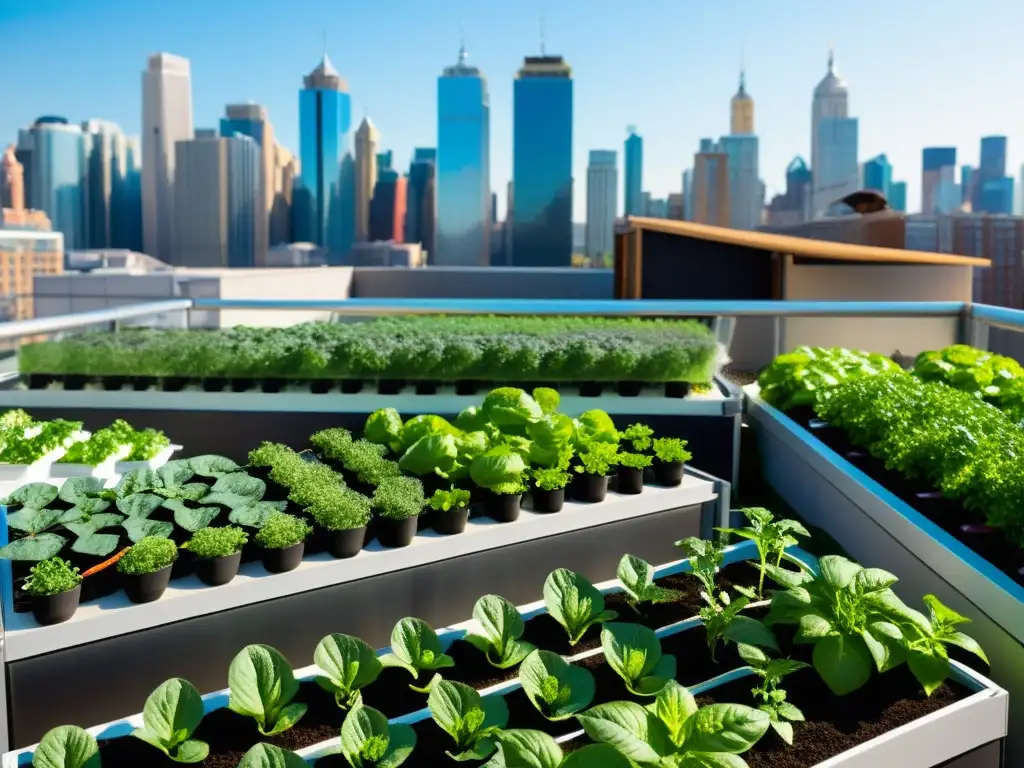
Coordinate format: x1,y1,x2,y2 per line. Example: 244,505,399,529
221,104,274,264
960,165,976,206
142,53,194,261
24,117,88,249
862,154,892,198
888,181,907,213
810,49,856,217
682,169,694,221
369,167,407,242
667,193,684,221
406,148,436,259
585,149,617,259
354,118,380,243
980,178,1013,216
624,127,643,217
512,55,573,267
692,150,730,226
270,144,296,245
294,54,354,260
0,146,25,210
436,44,490,265
718,134,760,230
730,71,754,135
976,136,1011,214
922,147,956,214
766,157,812,226
82,119,143,251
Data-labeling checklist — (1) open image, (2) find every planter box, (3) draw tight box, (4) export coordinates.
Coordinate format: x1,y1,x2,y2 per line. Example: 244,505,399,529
112,443,181,475
0,476,723,748
0,447,65,486
745,384,1023,765
48,444,132,479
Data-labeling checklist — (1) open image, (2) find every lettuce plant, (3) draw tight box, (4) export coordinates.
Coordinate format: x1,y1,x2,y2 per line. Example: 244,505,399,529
652,437,692,465
542,568,618,646
576,680,770,766
339,703,416,767
575,409,618,444
481,387,544,429
620,423,654,452
126,427,171,461
427,679,509,761
737,644,808,745
58,422,131,466
717,507,809,599
616,554,681,611
399,433,459,478
228,644,308,736
519,649,595,720
532,467,570,492
573,441,618,477
484,729,630,767
464,594,536,669
601,623,676,696
34,725,100,768
470,446,528,495
131,678,209,762
428,487,471,513
237,744,307,768
379,617,455,691
363,408,404,455
314,633,383,709
24,557,81,596
532,387,560,414
526,413,575,468
617,452,653,471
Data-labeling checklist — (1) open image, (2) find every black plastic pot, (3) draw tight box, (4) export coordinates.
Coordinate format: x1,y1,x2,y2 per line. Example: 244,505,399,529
340,379,364,394
653,460,686,487
101,376,126,391
485,492,522,523
377,379,405,395
617,466,645,495
195,551,242,586
202,378,227,392
578,382,604,397
664,381,692,399
433,507,470,535
531,486,565,514
310,379,333,394
261,541,305,573
616,381,644,397
230,378,253,392
261,378,285,393
62,375,87,391
162,376,189,392
123,564,173,604
326,526,366,559
31,583,81,626
414,380,439,395
131,376,157,391
572,473,609,503
455,380,484,395
377,516,418,548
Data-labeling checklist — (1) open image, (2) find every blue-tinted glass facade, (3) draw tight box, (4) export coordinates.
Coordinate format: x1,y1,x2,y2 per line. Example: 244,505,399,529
889,181,907,212
111,139,143,252
512,58,573,267
862,154,892,197
225,133,261,267
979,136,1007,182
980,177,1014,216
922,147,957,172
29,117,87,250
624,130,642,217
406,148,436,258
976,137,1009,213
816,117,858,195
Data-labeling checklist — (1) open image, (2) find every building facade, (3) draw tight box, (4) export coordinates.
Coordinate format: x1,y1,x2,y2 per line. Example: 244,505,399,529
692,151,730,226
81,119,143,252
766,157,812,227
512,55,573,267
718,134,760,230
585,149,616,260
354,117,380,243
405,147,436,260
269,143,296,245
862,154,892,198
976,136,1008,212
25,117,88,250
810,49,852,217
730,71,754,135
814,116,859,212
221,104,274,264
1,146,25,210
889,181,907,212
624,127,642,217
369,168,407,243
0,228,63,321
922,147,957,214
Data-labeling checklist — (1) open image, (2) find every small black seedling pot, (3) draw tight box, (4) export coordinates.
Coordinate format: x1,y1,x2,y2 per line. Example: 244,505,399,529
326,526,367,559
433,507,470,535
654,460,685,487
664,381,691,399
123,564,173,604
195,551,242,586
485,492,522,523
261,542,305,573
616,466,645,495
572,473,609,503
32,583,81,626
531,486,565,514
377,516,418,548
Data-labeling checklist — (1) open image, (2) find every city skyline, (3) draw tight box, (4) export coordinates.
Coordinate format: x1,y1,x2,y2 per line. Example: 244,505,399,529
4,0,1022,221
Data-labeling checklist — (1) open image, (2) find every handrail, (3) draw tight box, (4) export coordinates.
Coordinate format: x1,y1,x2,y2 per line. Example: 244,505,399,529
0,299,192,341
967,303,1024,333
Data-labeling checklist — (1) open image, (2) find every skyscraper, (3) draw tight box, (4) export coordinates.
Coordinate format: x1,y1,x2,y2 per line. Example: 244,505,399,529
25,117,88,249
888,181,907,213
406,148,436,259
766,157,812,226
718,132,761,230
624,127,643,217
294,54,354,260
585,149,617,260
810,48,856,217
512,54,573,267
369,167,407,242
354,118,380,243
82,119,143,251
862,154,892,198
692,150,730,226
921,147,956,214
221,103,274,263
142,53,193,261
730,71,754,135
682,169,694,221
977,136,1010,214
269,143,296,245
436,44,490,266
960,165,976,206
0,145,25,210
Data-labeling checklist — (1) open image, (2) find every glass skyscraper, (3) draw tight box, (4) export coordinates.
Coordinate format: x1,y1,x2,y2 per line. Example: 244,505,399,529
27,117,88,250
624,128,642,217
436,46,490,266
406,148,436,259
977,136,1010,214
815,117,859,211
512,55,573,267
294,55,354,261
862,154,892,198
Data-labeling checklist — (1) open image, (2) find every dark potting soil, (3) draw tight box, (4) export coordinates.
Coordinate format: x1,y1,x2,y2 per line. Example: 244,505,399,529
695,664,970,768
95,680,344,768
359,667,431,718
787,405,1024,587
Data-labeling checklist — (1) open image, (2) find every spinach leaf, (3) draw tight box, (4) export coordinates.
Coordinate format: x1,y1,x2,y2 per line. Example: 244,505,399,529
339,703,417,768
314,633,383,709
464,594,536,670
600,623,676,696
428,679,509,761
379,618,455,692
483,730,630,768
33,725,100,768
130,678,208,763
228,644,308,736
542,568,617,646
616,554,681,610
236,744,307,767
518,649,595,721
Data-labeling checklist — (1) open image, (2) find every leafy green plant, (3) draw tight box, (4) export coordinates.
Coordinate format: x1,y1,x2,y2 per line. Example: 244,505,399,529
718,507,810,599
118,536,178,575
339,703,417,767
737,644,809,745
181,526,248,559
372,476,426,520
33,725,100,768
0,418,86,465
898,594,990,696
188,454,240,478
484,730,631,768
130,678,208,763
532,387,560,414
363,408,405,456
652,437,692,465
228,644,308,736
24,557,82,596
543,568,618,646
58,421,131,466
428,488,471,513
616,554,681,611
237,744,307,768
699,590,779,661
576,680,770,766
464,594,536,669
518,649,595,720
573,441,618,477
399,433,460,478
675,536,724,596
254,512,312,550
481,387,544,428
307,487,373,532
470,446,528,495
314,633,383,709
575,409,619,444
427,679,509,761
601,622,676,696
126,428,171,462
379,617,455,691
617,451,653,470
532,467,570,491
758,345,901,411
620,423,654,452
526,413,575,468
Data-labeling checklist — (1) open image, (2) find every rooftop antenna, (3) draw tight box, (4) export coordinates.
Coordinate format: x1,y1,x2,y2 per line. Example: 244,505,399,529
539,7,546,55
827,42,835,73
458,21,468,63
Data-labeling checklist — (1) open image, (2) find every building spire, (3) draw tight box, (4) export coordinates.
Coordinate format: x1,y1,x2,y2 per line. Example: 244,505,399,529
539,8,546,55
458,22,468,64
738,69,746,95
827,44,835,74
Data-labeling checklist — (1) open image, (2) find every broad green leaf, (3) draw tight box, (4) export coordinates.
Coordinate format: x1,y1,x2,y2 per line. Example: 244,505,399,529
210,472,266,501
760,563,813,590
189,454,241,478
380,617,455,678
518,650,595,721
737,644,769,666
228,644,307,737
7,508,62,534
167,501,220,533
33,725,100,768
71,533,121,558
57,507,89,524
575,701,665,764
116,467,161,497
862,621,906,672
236,743,308,768
943,631,989,665
908,647,951,697
339,704,416,768
229,501,286,528
467,594,536,669
64,513,124,537
314,633,383,707
6,482,58,509
776,702,804,722
379,723,417,768
723,616,779,651
123,516,174,543
200,492,255,510
487,729,562,768
543,568,617,646
818,556,862,590
853,568,899,593
676,754,749,768
0,533,66,561
59,477,107,505
262,702,306,737
812,634,873,696
559,745,633,768
923,594,971,628
116,493,164,518
131,678,208,763
171,740,209,763
681,703,770,754
175,483,212,502
615,554,680,605
601,622,673,696
158,461,195,489
794,613,833,642
428,679,509,754
649,680,699,746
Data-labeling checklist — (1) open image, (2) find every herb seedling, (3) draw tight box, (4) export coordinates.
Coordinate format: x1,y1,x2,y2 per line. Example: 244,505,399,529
518,650,595,720
617,451,653,471
653,437,692,464
254,512,312,550
117,536,178,575
339,703,417,768
542,568,618,646
372,476,426,520
23,557,81,596
34,725,100,768
531,466,570,491
737,644,809,745
228,644,307,736
379,617,455,692
718,507,810,599
572,441,618,477
620,423,654,452
131,678,209,763
674,536,724,596
485,730,630,767
314,633,383,709
699,590,778,662
427,487,471,512
464,594,537,669
181,526,248,559
601,622,676,696
428,679,509,761
237,744,307,768
616,553,681,612
896,594,990,696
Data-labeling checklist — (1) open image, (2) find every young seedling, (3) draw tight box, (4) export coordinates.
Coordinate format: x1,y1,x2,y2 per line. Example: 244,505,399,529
542,568,618,646
572,441,619,477
339,703,417,768
379,617,455,692
738,644,809,745
484,730,631,767
464,594,537,669
313,633,384,709
717,507,810,599
518,650,596,721
674,536,724,596
427,487,471,512
620,423,654,452
23,557,81,597
616,553,681,612
236,744,307,767
698,590,779,662
228,644,308,736
130,678,209,763
601,622,676,696
34,725,100,768
428,679,509,761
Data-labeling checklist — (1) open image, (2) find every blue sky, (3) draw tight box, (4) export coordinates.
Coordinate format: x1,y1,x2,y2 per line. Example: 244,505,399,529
2,0,1020,219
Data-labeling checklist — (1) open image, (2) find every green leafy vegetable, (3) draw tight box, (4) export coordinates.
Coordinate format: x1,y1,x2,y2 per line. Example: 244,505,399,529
379,617,455,691
228,644,308,736
675,537,724,596
23,557,81,596
699,590,779,662
737,644,809,745
718,507,809,599
481,388,544,429
187,455,240,478
532,387,560,415
616,452,653,470
372,476,425,521
117,536,178,575
620,423,654,452
254,512,312,550
130,678,209,763
428,679,509,761
758,345,901,411
236,744,307,768
652,437,692,465
519,649,595,720
470,446,528,495
532,467,570,491
616,554,681,610
484,731,630,768
464,594,537,669
427,488,471,512
314,633,384,709
363,408,405,455
33,725,100,768
181,526,248,558
339,703,417,768
542,568,618,646
601,623,676,696
573,441,618,477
